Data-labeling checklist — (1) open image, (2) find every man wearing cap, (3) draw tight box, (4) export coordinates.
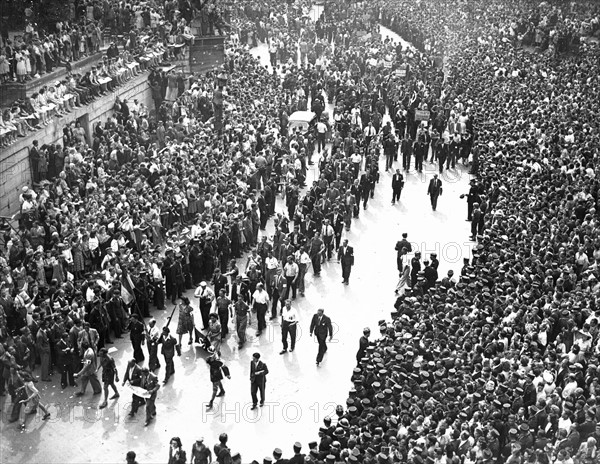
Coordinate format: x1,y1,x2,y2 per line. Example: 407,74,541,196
310,308,333,366
191,437,212,464
272,448,286,464
250,352,269,409
288,442,304,464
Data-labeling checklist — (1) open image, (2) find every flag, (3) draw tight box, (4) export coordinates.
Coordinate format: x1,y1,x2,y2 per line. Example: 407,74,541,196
121,269,136,305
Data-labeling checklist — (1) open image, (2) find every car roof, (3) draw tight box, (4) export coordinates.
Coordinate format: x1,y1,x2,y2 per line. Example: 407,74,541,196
289,111,317,123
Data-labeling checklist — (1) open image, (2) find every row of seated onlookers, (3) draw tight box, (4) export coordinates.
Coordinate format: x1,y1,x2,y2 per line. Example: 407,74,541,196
0,42,174,149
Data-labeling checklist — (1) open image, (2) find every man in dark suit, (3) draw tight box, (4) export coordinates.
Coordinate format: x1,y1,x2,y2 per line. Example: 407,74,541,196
337,239,354,285
410,251,422,289
231,275,250,303
427,174,443,211
288,442,305,464
309,308,333,366
391,169,404,205
121,359,144,417
270,268,286,318
356,327,371,366
436,138,448,173
157,327,180,384
249,352,268,409
211,268,229,298
139,367,160,426
395,233,412,256
401,134,413,171
328,207,344,250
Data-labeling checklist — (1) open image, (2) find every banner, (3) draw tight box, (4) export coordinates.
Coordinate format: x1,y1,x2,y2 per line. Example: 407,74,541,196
415,110,431,121
121,269,136,305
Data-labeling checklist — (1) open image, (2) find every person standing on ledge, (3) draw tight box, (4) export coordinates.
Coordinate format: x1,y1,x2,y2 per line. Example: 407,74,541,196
309,308,333,366
337,239,354,285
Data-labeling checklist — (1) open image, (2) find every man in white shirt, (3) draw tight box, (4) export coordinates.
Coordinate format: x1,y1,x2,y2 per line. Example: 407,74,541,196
280,300,298,354
194,282,215,330
251,283,270,337
283,256,299,300
316,120,328,154
363,122,376,154
321,219,335,260
264,250,279,296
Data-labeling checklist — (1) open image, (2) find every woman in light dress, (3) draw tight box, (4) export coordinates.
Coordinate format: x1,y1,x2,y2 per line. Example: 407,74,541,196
15,50,27,83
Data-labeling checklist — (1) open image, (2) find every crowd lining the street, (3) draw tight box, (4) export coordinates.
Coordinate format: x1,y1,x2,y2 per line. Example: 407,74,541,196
2,0,600,462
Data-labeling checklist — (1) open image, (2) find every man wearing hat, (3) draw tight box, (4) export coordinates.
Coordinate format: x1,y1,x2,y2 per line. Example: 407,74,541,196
273,448,286,464
288,442,305,464
250,352,269,409
191,437,212,464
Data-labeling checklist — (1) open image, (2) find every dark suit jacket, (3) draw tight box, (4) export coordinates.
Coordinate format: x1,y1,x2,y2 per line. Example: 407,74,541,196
428,178,443,197
392,173,404,190
328,213,344,234
310,314,333,339
271,274,287,295
250,360,269,384
123,364,143,386
337,245,354,266
231,281,250,302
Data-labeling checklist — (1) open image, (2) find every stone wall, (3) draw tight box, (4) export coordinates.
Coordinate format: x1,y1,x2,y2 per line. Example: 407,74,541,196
0,71,153,217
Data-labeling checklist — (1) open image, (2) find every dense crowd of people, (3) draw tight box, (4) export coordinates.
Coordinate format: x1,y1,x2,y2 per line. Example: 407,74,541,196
2,0,600,462
0,0,227,147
